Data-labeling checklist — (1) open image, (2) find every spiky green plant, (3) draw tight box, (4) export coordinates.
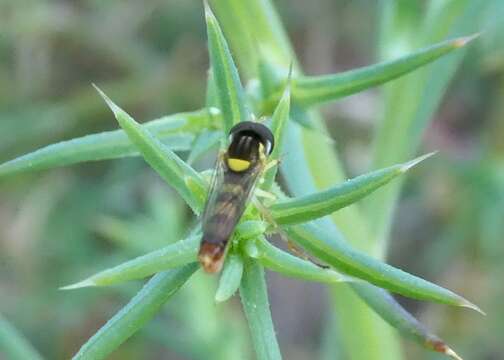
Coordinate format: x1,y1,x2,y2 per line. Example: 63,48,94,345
0,2,485,360
0,313,43,360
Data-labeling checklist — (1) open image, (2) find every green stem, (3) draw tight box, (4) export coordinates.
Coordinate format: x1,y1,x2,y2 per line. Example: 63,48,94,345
365,0,487,258
240,258,282,360
73,264,197,360
210,1,403,359
0,314,44,360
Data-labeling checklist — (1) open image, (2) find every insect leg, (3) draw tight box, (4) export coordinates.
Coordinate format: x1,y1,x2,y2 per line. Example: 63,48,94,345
254,188,277,201
263,158,280,172
254,199,329,269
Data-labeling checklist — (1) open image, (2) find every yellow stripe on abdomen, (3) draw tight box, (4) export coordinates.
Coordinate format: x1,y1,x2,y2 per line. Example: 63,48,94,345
227,158,251,172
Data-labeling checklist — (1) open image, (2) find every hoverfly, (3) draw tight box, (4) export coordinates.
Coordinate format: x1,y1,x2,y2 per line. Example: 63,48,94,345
198,121,275,273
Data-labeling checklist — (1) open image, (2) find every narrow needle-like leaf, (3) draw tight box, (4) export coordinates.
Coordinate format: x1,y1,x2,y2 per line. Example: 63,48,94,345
263,70,291,190
0,314,44,360
352,284,464,360
61,233,201,289
187,130,222,165
249,236,354,284
205,1,249,133
285,223,483,313
205,68,219,108
240,258,282,360
236,220,268,241
289,35,478,107
94,86,207,213
270,153,435,225
215,253,244,303
72,264,198,360
0,109,220,178
258,54,285,100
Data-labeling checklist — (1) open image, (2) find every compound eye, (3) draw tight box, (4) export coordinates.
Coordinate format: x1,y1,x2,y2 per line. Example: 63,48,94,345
228,121,275,155
259,129,274,155
264,140,273,155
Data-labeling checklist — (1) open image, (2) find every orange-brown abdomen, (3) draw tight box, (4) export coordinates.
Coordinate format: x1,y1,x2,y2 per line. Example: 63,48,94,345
198,241,226,273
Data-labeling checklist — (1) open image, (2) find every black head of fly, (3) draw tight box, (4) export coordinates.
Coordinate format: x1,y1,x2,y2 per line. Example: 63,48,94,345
226,121,274,173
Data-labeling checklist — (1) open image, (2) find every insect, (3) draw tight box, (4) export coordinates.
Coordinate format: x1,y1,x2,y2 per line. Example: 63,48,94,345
198,121,275,273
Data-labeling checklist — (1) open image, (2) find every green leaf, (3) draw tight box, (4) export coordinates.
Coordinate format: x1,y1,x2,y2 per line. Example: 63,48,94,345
288,35,477,107
235,220,268,240
366,6,484,257
270,153,434,225
72,264,198,360
248,236,353,284
239,258,282,360
94,86,207,214
258,55,286,100
351,284,463,360
0,314,44,360
61,232,201,289
284,223,483,313
208,0,296,78
0,109,219,178
215,253,244,303
205,68,219,108
208,1,403,359
205,1,249,133
318,304,343,360
378,0,423,60
187,130,222,165
262,73,291,189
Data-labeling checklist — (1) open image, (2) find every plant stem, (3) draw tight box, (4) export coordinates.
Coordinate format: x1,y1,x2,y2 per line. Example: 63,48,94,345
210,1,403,359
0,314,44,360
240,258,282,360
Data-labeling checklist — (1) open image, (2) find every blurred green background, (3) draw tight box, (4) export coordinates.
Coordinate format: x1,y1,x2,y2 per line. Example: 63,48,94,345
0,1,503,359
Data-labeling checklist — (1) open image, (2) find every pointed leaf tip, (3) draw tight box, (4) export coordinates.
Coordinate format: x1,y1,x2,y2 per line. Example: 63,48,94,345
203,0,214,19
94,82,206,212
401,151,437,172
453,33,481,48
60,278,95,290
429,339,464,360
445,347,464,360
290,37,477,108
93,84,122,117
286,224,481,308
204,0,247,133
72,265,197,359
460,299,486,316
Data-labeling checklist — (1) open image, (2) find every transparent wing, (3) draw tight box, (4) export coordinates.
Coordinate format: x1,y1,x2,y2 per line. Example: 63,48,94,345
201,152,227,227
201,156,264,240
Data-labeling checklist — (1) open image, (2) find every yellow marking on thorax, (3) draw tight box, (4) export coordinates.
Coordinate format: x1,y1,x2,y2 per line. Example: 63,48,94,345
227,158,251,172
258,143,266,160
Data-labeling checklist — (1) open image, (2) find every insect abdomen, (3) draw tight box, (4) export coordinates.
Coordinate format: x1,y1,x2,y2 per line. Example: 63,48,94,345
198,234,227,273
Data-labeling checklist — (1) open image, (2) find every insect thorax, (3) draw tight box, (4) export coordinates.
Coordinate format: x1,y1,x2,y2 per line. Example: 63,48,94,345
226,133,262,172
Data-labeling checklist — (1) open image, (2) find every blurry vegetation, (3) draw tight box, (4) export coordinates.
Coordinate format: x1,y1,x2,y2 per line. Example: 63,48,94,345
0,1,503,359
